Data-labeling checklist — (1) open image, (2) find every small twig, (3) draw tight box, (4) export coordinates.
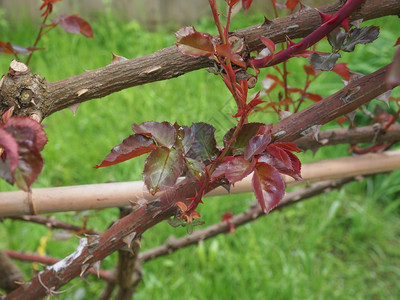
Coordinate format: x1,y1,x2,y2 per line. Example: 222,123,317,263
3,250,114,283
139,177,356,262
8,215,99,235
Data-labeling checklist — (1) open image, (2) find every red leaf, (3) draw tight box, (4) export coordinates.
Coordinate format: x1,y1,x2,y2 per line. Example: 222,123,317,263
0,127,19,172
2,107,14,122
250,37,275,68
332,63,351,80
303,65,316,76
225,156,256,184
252,162,285,215
242,0,253,12
227,0,240,8
216,44,246,68
269,142,301,153
243,126,272,160
143,147,184,195
395,38,400,47
223,123,264,154
5,117,47,151
221,211,235,234
2,123,45,191
285,0,299,11
176,26,216,57
94,134,156,168
132,121,177,149
57,14,94,38
304,92,323,102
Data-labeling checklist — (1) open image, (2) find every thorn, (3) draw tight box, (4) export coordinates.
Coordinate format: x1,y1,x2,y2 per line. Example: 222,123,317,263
122,232,137,249
80,263,90,278
92,261,101,278
82,254,94,265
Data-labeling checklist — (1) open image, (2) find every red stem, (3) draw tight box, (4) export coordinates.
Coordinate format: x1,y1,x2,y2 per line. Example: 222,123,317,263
255,0,367,68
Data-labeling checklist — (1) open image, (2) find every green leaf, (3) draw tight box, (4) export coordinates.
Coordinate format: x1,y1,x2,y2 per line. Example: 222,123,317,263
309,52,341,71
341,26,379,52
143,147,184,195
186,122,219,161
185,157,205,179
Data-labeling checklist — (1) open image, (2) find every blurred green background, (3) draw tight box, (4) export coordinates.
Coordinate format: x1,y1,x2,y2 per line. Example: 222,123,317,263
1,1,400,299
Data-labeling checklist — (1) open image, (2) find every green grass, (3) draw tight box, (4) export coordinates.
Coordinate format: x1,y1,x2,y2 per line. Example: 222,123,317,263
1,7,400,300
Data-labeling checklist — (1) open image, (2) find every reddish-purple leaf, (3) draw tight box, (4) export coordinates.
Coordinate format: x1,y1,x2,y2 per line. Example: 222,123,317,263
94,134,156,168
242,0,253,12
258,152,302,181
0,127,19,172
224,156,256,184
185,157,205,179
332,63,351,81
223,122,264,154
2,125,44,191
186,122,219,161
216,44,246,68
226,0,240,7
2,106,14,123
386,47,400,89
12,142,43,191
395,38,400,47
57,14,94,38
269,142,302,153
244,131,271,160
143,147,184,195
285,0,299,11
176,26,216,57
252,162,285,215
5,117,47,151
132,121,176,149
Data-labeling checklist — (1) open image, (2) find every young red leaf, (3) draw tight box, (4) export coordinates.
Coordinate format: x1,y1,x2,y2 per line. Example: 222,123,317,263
132,121,177,149
57,14,94,38
250,37,275,68
216,44,246,68
303,65,316,76
143,147,184,195
243,129,272,160
5,117,47,151
258,152,302,181
0,127,19,173
2,107,14,122
252,162,285,215
176,26,216,57
94,134,156,168
285,0,299,12
269,142,302,153
2,125,45,191
223,123,264,155
332,63,351,80
221,211,235,233
186,122,219,161
395,38,400,47
227,0,240,7
12,142,43,191
224,156,256,184
242,0,253,12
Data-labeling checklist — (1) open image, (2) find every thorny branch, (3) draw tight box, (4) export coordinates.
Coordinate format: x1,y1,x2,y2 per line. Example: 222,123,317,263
0,0,399,118
139,177,357,263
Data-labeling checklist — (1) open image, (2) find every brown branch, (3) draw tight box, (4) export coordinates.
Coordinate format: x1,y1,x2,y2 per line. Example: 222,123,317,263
2,250,114,283
8,215,99,235
294,123,400,150
115,207,142,300
139,177,357,263
0,250,24,293
0,0,399,118
272,64,393,142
